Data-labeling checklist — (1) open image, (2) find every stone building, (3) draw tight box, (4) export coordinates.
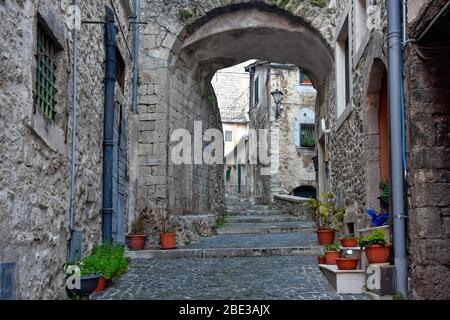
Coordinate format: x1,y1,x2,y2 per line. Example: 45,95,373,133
245,61,317,204
211,62,251,199
0,0,134,299
319,0,450,299
1,0,449,300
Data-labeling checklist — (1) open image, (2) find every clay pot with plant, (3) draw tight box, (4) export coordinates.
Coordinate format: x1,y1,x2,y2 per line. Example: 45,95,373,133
304,192,345,245
324,243,341,265
127,210,147,251
340,233,358,247
317,254,326,265
151,208,177,250
359,229,391,264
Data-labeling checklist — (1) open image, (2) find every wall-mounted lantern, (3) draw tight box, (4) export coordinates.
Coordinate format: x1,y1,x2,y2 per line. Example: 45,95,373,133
271,89,283,119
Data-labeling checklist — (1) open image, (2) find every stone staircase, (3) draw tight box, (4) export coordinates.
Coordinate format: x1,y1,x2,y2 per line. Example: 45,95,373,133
127,203,321,259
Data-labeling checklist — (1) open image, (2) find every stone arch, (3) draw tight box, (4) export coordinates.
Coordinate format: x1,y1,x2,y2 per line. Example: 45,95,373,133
137,1,336,230
363,58,389,211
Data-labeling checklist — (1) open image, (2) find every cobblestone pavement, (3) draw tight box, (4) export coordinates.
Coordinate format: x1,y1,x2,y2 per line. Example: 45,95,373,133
186,232,319,249
94,205,367,300
93,256,366,300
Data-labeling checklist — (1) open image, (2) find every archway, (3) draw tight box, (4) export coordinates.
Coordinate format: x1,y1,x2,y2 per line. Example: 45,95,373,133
136,1,334,242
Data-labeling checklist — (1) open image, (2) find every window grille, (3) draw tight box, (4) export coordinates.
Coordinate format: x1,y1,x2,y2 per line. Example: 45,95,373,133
225,131,233,142
36,24,57,120
300,123,315,148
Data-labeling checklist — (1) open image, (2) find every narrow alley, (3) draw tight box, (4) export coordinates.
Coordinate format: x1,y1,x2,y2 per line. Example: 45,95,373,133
93,203,364,300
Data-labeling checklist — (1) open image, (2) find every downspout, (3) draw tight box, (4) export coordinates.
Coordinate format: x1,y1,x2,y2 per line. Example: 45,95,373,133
102,6,117,242
131,0,140,113
69,0,78,233
387,0,408,298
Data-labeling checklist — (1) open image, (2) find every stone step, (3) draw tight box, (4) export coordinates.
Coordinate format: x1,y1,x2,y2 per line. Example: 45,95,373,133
187,232,319,249
223,221,315,229
228,209,282,216
126,245,322,260
319,265,366,294
216,225,315,235
227,215,306,223
226,205,269,211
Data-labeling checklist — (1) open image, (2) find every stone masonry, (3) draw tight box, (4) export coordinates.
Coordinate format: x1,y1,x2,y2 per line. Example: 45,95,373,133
0,0,133,299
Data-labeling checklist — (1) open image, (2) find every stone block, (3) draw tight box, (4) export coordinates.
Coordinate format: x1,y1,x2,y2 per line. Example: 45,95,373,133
319,265,366,294
408,207,443,239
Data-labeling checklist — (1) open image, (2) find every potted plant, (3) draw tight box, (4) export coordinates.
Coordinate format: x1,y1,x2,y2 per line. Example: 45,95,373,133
340,233,358,247
335,257,360,270
151,208,177,250
324,243,341,265
128,211,147,251
304,192,345,245
359,229,391,264
79,243,129,292
317,254,326,265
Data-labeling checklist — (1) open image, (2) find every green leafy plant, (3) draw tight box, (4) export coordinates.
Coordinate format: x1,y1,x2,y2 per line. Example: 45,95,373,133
325,243,340,251
304,192,345,230
341,233,355,239
214,210,230,231
79,243,129,280
301,135,316,148
177,9,193,22
380,180,390,205
358,229,387,248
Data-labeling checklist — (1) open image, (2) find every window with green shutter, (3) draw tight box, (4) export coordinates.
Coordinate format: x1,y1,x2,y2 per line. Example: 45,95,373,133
35,23,57,120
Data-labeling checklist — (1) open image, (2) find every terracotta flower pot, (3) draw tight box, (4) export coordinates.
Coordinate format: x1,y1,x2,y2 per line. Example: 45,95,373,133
128,234,146,251
316,229,336,245
325,251,341,265
94,276,106,292
340,238,358,247
365,244,391,264
317,256,326,264
160,232,177,250
336,258,359,270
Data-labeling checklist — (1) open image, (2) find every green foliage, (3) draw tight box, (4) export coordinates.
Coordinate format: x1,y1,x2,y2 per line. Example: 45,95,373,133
301,135,316,148
325,243,340,251
304,192,345,230
177,9,193,22
341,233,355,239
393,292,405,300
309,0,327,8
80,243,129,280
214,210,230,231
380,180,390,204
358,229,387,248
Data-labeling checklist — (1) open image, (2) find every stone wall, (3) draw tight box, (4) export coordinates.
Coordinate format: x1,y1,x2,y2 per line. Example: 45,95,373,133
271,195,312,219
404,0,450,300
0,0,132,299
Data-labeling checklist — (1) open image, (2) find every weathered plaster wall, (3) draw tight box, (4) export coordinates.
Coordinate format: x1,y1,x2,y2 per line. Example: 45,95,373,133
0,0,132,299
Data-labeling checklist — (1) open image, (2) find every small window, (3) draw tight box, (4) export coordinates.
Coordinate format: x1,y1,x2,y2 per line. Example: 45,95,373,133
225,131,233,142
116,49,126,93
226,167,231,182
254,77,259,106
35,23,58,120
336,16,351,118
300,69,312,85
300,123,315,148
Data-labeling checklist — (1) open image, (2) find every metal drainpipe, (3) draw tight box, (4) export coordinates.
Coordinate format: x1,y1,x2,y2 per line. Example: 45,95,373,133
388,0,408,298
69,0,78,232
131,0,140,113
102,6,117,242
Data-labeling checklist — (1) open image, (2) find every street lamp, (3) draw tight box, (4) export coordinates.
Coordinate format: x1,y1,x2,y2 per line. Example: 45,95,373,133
271,89,283,119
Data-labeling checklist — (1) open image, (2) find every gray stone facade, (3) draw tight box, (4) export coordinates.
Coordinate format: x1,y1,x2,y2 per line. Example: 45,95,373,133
0,0,133,299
